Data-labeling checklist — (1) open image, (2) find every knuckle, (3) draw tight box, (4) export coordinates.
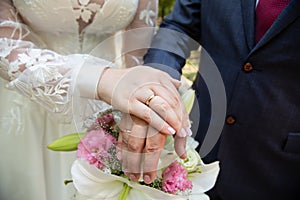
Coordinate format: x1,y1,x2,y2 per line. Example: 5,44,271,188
145,140,163,153
159,101,169,111
145,145,161,153
173,97,181,107
169,101,177,110
127,141,143,152
141,108,152,122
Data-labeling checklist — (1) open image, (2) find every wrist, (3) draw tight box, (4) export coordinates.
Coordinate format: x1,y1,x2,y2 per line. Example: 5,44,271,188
97,67,124,104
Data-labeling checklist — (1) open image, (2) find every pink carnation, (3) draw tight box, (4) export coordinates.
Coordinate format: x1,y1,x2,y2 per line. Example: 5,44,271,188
76,129,117,169
162,161,193,194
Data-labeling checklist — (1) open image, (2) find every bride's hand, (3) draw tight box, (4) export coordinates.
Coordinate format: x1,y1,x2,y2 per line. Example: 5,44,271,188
97,66,191,137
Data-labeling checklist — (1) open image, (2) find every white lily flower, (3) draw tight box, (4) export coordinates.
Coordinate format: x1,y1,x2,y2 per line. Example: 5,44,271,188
71,159,219,200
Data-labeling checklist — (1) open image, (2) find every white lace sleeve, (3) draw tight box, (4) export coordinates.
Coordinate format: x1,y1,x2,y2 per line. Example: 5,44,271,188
122,0,158,68
0,0,111,114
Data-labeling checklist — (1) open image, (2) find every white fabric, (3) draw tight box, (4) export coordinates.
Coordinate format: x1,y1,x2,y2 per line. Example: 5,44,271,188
71,137,220,200
71,159,220,200
0,0,157,200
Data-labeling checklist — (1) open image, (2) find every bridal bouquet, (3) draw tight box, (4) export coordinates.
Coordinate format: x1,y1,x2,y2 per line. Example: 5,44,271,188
48,89,219,200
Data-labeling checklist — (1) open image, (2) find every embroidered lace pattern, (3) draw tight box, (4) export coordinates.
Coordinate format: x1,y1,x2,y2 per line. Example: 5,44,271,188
72,0,105,32
0,12,78,114
0,39,73,113
0,0,157,115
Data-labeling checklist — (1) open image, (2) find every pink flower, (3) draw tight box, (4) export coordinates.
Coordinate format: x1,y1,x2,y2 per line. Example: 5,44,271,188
76,129,117,169
97,113,115,129
162,161,193,194
87,113,115,132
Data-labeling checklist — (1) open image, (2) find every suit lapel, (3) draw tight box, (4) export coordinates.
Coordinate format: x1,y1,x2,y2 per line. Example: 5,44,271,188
253,0,300,52
240,0,256,51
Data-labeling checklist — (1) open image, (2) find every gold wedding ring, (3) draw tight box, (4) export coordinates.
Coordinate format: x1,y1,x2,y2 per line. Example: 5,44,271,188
145,94,155,106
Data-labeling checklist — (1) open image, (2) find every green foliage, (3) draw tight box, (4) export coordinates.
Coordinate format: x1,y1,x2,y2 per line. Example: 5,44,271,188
140,178,163,191
158,0,176,18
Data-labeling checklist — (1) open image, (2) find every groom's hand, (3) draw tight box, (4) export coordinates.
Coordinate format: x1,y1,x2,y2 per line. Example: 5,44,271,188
118,114,187,184
98,66,192,183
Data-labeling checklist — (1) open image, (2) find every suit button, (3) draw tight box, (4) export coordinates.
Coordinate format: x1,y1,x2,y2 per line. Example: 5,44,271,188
226,115,236,125
243,62,254,72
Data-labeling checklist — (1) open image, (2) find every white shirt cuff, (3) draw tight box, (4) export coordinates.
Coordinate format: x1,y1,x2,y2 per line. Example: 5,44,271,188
72,55,113,99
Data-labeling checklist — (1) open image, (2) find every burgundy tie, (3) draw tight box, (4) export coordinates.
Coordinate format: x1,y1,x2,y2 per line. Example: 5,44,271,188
255,0,290,43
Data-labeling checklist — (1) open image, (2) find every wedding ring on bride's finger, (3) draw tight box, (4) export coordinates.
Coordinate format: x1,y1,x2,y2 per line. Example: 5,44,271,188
145,94,156,106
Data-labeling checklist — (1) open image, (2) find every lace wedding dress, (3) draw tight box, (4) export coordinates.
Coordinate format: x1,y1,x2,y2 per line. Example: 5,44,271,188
0,0,157,199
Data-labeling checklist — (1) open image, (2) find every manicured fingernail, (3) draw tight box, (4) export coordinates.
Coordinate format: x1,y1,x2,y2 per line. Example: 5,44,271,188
130,174,136,181
181,128,187,137
180,153,187,159
144,175,151,183
186,128,192,136
187,119,191,128
168,127,176,135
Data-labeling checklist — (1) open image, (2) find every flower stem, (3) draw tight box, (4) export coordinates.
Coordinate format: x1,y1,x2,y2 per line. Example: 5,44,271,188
118,183,131,200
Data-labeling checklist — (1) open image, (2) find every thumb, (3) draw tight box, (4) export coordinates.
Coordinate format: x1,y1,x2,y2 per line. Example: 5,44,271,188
174,135,186,159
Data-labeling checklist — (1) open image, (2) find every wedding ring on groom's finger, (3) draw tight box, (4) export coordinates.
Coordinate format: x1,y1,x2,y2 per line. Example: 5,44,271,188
121,129,132,135
145,94,156,106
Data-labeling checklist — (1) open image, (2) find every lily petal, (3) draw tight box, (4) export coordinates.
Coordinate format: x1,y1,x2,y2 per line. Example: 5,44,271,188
71,160,124,199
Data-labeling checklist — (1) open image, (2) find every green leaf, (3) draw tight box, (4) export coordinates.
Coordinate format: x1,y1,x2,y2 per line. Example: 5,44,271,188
47,132,86,151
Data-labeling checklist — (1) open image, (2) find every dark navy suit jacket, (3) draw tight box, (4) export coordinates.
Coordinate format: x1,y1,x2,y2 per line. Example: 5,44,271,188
144,0,300,199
